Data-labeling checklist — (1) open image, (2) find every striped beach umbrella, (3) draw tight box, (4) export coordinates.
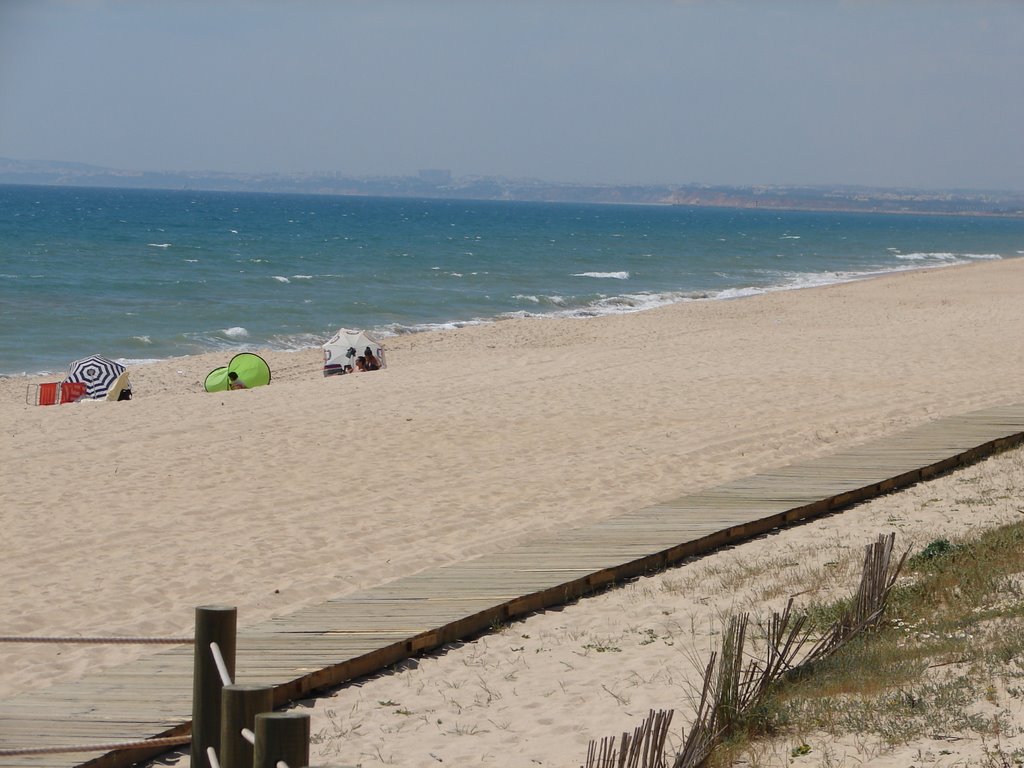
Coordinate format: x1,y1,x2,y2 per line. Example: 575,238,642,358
64,355,127,399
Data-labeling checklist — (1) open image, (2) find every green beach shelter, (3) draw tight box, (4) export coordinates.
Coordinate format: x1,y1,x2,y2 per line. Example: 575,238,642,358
204,352,272,392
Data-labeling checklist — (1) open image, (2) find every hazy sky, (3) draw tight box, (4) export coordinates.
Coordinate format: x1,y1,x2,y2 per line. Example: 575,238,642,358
1,1,1022,190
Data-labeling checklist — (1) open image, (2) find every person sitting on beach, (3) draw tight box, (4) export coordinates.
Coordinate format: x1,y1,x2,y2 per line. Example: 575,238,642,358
228,371,247,390
354,356,367,372
363,347,381,371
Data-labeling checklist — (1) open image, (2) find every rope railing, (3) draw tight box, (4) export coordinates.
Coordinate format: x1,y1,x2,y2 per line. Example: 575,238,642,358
211,641,233,685
0,635,193,644
2,607,312,768
0,610,222,766
0,735,190,757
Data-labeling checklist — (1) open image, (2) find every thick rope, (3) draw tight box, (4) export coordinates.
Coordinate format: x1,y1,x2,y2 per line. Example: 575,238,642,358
0,635,193,644
0,735,190,756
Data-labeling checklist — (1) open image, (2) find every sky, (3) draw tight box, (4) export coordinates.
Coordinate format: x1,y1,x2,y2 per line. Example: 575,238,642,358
1,0,1022,191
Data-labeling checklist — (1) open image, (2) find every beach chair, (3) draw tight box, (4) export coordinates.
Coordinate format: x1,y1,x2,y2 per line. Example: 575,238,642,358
29,382,60,406
61,381,87,403
26,381,88,406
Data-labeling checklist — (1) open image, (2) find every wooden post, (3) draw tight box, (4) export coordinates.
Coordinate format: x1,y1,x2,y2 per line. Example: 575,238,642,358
191,605,237,768
220,684,273,768
254,712,310,768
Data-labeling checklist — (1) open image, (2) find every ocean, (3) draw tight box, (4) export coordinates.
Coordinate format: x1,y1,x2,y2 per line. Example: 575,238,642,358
2,183,1023,376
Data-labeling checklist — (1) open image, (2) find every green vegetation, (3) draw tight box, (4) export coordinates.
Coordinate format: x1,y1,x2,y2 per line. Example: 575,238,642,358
718,522,1024,767
586,521,1024,768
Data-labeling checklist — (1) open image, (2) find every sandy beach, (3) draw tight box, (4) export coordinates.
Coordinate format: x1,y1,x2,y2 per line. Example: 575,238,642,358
3,258,1024,766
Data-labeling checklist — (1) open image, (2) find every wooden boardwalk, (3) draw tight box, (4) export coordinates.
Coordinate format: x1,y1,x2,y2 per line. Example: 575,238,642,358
4,402,1024,768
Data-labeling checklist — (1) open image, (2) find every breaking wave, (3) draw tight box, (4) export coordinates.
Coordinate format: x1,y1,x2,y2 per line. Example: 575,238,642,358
573,271,630,279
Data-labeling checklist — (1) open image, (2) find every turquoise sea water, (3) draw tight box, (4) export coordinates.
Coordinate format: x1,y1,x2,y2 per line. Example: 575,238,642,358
2,183,1023,376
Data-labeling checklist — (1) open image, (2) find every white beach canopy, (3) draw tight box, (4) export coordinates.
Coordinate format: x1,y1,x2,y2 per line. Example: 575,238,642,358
322,329,386,376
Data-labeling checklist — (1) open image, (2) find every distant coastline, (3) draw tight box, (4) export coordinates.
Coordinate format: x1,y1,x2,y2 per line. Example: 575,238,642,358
2,156,1023,218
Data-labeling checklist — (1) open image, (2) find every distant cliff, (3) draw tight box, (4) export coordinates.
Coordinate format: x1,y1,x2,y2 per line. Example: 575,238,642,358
2,157,1022,217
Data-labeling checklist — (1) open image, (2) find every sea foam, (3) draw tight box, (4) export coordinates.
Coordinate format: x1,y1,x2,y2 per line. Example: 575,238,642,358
573,271,630,279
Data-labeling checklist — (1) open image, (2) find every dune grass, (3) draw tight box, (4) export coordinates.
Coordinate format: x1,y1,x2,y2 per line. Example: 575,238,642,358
716,520,1024,767
584,518,1024,768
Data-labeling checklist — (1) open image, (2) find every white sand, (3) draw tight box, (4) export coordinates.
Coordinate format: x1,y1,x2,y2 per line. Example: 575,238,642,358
2,258,1024,766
